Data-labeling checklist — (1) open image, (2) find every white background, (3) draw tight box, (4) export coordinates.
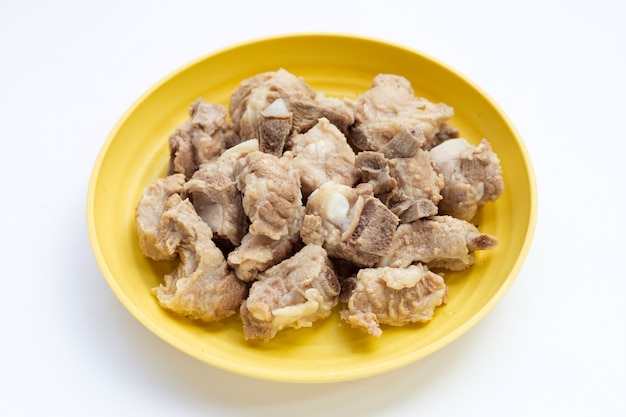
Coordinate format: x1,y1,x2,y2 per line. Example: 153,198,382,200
2,0,625,415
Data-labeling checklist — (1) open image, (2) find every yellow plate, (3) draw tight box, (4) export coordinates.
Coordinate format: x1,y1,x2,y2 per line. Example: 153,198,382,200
87,34,537,383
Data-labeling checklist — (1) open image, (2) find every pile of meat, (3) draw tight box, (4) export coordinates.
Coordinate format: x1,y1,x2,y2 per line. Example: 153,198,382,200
135,69,504,341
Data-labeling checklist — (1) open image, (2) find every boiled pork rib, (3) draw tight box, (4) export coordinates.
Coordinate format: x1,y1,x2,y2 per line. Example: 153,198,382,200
152,194,247,322
240,244,340,341
135,173,186,261
183,139,258,246
429,138,504,221
301,182,399,267
287,117,360,196
340,264,447,337
168,98,233,179
380,215,498,271
349,74,454,151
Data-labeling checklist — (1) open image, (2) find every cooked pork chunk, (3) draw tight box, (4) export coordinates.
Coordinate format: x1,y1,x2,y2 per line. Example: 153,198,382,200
135,173,186,261
349,74,454,152
257,98,293,155
168,98,229,179
235,151,304,241
230,69,316,131
227,232,300,282
152,194,247,322
380,215,498,270
240,244,340,341
379,127,426,159
356,149,444,223
429,138,504,220
301,182,399,267
184,169,245,247
183,139,259,246
340,264,447,337
227,150,305,281
207,138,259,179
289,93,355,136
287,117,360,196
387,149,444,222
356,151,397,197
228,69,357,155
229,69,316,155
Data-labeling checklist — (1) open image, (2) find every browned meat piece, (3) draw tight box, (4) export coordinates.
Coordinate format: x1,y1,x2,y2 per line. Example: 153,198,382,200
289,93,355,136
356,148,444,223
301,182,399,267
380,215,498,270
227,233,300,282
429,138,504,221
340,264,447,337
229,69,316,155
152,194,247,322
349,74,454,151
183,139,259,246
287,117,360,196
135,173,186,261
168,98,229,179
235,151,304,241
240,244,340,341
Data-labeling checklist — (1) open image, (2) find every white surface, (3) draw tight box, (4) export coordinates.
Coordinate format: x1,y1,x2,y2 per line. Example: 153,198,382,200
1,0,624,415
